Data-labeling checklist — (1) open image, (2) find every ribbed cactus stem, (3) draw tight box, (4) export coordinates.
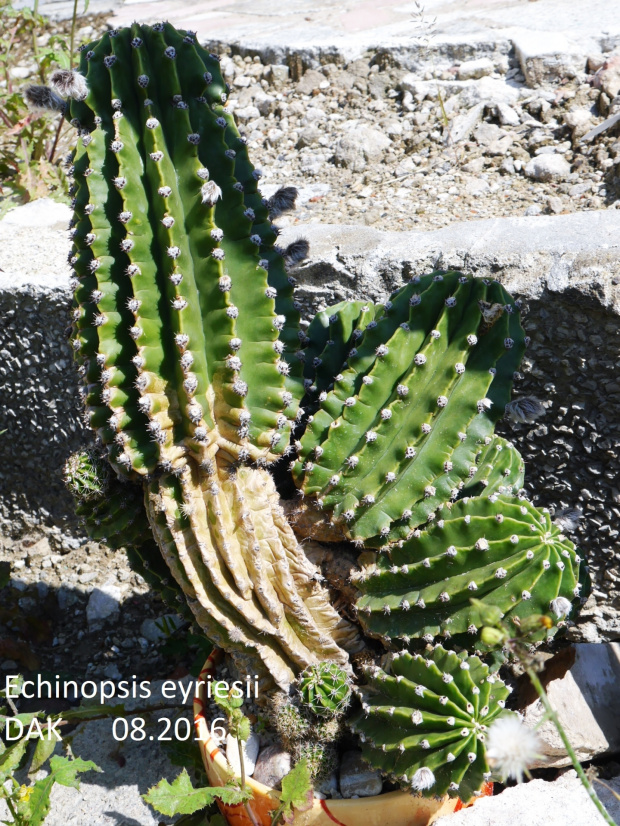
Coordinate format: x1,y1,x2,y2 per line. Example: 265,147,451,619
293,272,526,548
350,646,511,800
296,661,352,718
355,494,585,649
145,462,359,689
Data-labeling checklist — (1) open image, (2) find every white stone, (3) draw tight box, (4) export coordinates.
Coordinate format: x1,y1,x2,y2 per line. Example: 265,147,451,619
1,199,70,230
278,210,620,316
457,57,495,80
524,154,571,182
564,108,595,138
458,76,520,108
522,643,620,767
448,102,485,143
495,102,521,126
333,125,391,172
434,770,620,826
86,584,122,627
226,732,260,777
512,31,584,86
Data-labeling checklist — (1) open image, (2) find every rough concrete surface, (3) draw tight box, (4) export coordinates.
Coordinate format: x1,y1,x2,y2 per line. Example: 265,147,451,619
20,0,620,69
434,771,620,826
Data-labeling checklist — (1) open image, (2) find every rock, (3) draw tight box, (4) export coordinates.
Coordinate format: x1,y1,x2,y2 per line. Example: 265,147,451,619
1,199,70,231
226,732,260,777
297,125,322,147
333,125,391,172
234,105,261,123
546,196,564,214
252,745,291,789
434,770,620,826
564,108,595,139
465,176,490,197
86,584,122,628
279,209,620,315
524,204,543,216
448,103,485,143
473,122,505,147
266,64,289,84
457,57,495,80
140,614,184,643
524,154,571,182
458,76,520,108
569,182,592,197
520,644,620,767
592,55,620,99
296,69,325,96
339,750,382,798
512,32,583,86
495,102,521,126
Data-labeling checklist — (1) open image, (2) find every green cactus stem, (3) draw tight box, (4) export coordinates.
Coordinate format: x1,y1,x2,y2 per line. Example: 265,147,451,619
64,449,194,622
355,494,585,649
60,23,359,690
460,435,525,498
68,23,303,479
350,646,511,800
292,273,526,548
296,661,352,718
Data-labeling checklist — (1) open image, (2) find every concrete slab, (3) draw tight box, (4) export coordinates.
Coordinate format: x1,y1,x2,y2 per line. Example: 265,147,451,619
19,0,620,68
434,770,620,826
280,210,620,314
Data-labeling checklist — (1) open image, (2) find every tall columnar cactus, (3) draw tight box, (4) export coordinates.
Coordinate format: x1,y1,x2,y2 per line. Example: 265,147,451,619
350,646,511,800
293,273,526,548
355,495,584,649
62,23,359,690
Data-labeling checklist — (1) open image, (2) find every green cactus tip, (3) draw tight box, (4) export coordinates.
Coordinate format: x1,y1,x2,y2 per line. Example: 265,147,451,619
296,661,352,718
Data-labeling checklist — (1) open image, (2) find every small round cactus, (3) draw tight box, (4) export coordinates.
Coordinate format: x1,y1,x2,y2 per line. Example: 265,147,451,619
269,695,310,751
64,448,111,501
295,742,338,784
350,646,511,800
296,661,352,718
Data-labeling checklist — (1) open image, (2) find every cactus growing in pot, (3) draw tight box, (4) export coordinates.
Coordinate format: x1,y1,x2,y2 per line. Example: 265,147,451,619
39,21,588,813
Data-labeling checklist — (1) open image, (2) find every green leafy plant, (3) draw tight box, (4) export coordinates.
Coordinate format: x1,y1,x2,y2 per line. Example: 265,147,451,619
0,679,101,826
144,768,250,818
37,21,589,810
269,760,313,825
0,1,74,206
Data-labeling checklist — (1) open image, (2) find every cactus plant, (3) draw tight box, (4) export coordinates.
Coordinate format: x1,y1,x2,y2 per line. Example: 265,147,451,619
355,494,584,650
296,661,352,718
293,273,526,549
36,20,591,804
350,646,511,800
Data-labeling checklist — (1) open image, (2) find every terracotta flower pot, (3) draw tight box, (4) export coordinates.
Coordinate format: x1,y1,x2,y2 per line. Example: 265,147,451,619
193,650,492,826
